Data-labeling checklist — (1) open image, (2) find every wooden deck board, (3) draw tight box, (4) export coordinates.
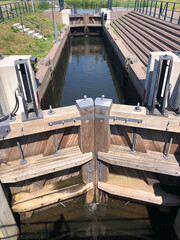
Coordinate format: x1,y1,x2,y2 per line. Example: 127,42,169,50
110,104,180,133
12,182,93,212
0,146,92,183
98,145,180,176
98,174,180,206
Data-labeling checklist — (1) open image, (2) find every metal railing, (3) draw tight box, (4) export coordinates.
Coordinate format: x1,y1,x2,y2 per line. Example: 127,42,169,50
134,0,180,25
0,1,32,21
0,6,44,36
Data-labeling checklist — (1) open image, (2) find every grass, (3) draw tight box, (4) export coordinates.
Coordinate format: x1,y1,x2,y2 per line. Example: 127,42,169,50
0,11,64,62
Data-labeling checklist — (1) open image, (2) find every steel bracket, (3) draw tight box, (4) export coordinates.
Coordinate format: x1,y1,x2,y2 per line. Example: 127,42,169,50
88,161,92,182
0,121,11,139
95,114,143,124
99,160,102,181
48,114,94,126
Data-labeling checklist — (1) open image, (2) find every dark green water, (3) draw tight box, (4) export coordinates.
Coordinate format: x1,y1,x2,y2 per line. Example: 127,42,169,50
41,36,140,110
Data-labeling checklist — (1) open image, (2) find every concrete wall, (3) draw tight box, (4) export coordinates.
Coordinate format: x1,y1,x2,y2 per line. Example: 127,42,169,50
37,26,70,102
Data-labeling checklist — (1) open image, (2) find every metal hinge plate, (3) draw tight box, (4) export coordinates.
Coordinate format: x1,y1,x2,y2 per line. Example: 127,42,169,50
0,121,11,139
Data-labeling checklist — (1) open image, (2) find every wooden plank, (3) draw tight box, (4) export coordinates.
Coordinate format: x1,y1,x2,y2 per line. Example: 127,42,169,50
110,104,180,133
98,145,180,176
0,105,81,141
0,183,19,240
12,182,93,212
98,174,180,206
60,126,79,149
0,147,93,183
110,125,126,146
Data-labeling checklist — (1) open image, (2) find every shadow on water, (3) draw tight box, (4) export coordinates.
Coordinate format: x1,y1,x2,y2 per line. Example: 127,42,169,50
18,197,156,240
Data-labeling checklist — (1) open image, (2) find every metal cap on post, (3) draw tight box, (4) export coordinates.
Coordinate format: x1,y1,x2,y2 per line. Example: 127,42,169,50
76,95,94,110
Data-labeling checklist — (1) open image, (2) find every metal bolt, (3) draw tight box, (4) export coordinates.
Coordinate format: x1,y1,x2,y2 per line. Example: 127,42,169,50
134,102,142,112
114,117,116,121
73,118,76,122
101,95,105,100
47,105,55,115
84,95,87,101
62,121,64,125
0,135,4,139
125,119,128,123
5,128,8,133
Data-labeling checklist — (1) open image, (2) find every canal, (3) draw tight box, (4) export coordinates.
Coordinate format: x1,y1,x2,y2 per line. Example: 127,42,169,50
21,36,177,240
41,36,140,109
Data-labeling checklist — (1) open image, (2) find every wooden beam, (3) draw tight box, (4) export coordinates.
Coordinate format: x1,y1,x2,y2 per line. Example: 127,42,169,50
0,105,81,141
0,183,19,240
98,174,180,206
0,147,93,183
98,145,180,176
12,182,93,212
110,104,180,133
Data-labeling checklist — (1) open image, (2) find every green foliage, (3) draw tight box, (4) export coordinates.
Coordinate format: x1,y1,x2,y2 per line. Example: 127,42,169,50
37,0,49,10
10,26,20,33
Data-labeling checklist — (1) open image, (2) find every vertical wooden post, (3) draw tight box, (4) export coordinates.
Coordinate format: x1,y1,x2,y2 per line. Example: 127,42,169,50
95,97,112,202
0,183,19,240
76,97,94,204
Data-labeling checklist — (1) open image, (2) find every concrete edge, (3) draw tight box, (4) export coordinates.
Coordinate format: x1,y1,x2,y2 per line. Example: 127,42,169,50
37,26,70,102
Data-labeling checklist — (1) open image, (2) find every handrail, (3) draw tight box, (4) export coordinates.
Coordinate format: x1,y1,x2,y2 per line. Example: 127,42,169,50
0,6,44,36
0,5,44,29
134,0,180,25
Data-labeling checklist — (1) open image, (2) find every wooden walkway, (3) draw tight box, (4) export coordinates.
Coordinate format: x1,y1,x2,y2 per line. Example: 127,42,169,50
0,98,179,232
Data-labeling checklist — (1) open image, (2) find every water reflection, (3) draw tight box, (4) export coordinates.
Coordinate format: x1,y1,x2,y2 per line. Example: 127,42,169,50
41,37,124,110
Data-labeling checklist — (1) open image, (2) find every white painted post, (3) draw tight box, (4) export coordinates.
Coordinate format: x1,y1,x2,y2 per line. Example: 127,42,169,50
0,183,19,240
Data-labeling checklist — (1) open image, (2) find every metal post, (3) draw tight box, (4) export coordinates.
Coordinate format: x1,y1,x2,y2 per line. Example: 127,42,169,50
163,133,174,159
154,1,157,17
146,0,149,14
5,4,9,19
149,0,153,15
17,141,27,165
170,3,175,23
139,0,142,12
158,2,163,19
130,128,137,153
14,3,18,16
22,2,25,14
25,1,28,13
134,0,136,11
10,3,14,18
164,3,168,21
0,6,4,22
18,2,22,15
142,0,145,13
53,130,60,156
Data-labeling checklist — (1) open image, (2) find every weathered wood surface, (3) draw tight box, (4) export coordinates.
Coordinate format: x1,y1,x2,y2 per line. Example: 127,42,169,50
110,104,180,133
0,183,19,240
12,182,93,212
98,145,180,176
0,146,92,183
110,125,180,155
0,105,81,141
98,174,180,206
